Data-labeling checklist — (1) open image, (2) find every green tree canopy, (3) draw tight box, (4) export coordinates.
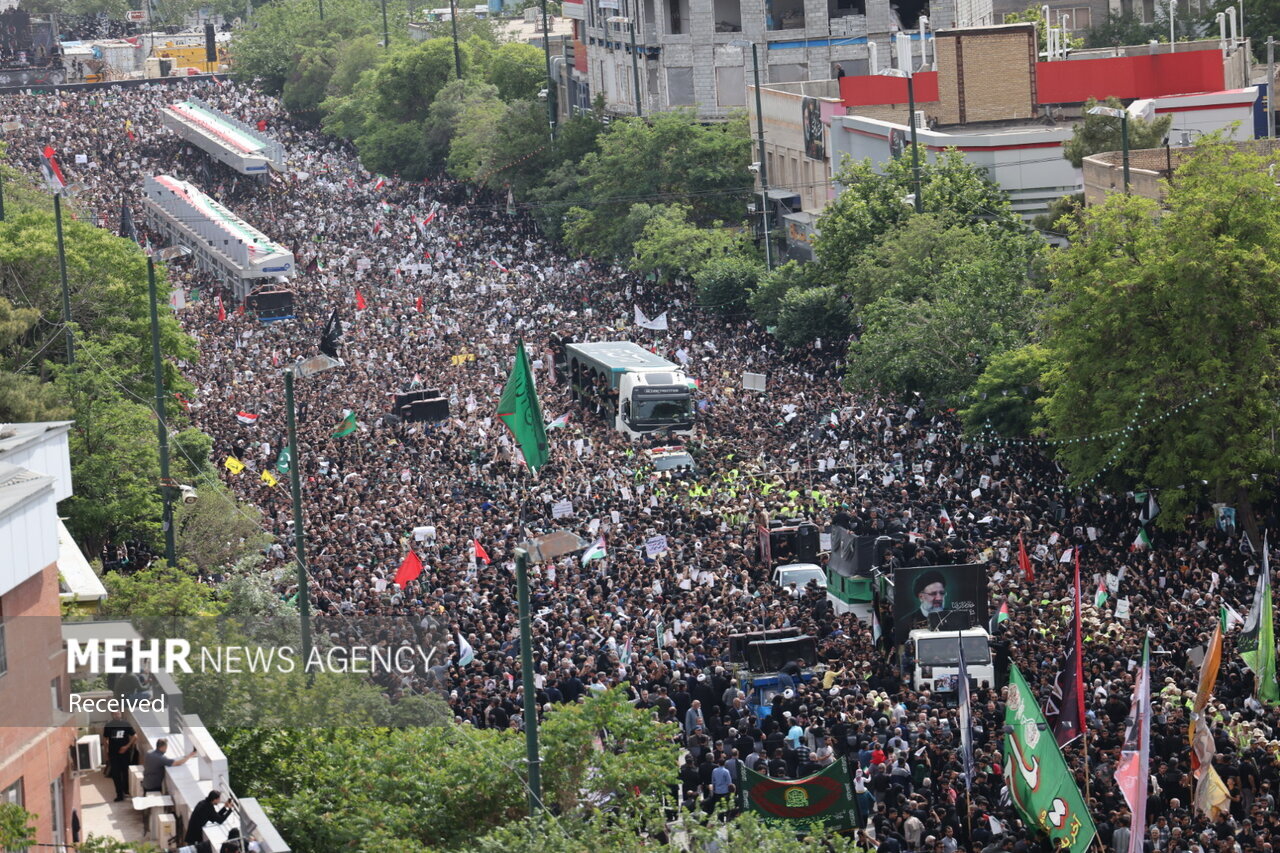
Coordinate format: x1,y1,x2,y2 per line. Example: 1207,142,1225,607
1062,97,1173,168
486,42,547,102
694,255,764,314
1041,137,1280,521
624,204,746,283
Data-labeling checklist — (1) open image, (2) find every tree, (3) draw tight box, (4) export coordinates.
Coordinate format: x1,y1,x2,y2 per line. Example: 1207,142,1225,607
0,803,36,851
368,38,470,125
486,42,546,102
1041,137,1280,523
1062,97,1173,168
559,112,752,260
172,480,271,577
749,259,825,328
959,344,1051,437
626,204,745,283
1084,10,1163,48
1003,3,1083,53
694,255,764,314
97,561,223,639
0,295,69,423
841,217,1045,399
776,286,852,349
445,88,510,181
813,149,1014,279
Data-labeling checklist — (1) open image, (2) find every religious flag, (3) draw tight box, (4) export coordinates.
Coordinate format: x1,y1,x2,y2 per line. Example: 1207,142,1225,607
275,445,291,474
1094,578,1109,609
393,550,424,587
217,294,226,322
547,412,570,430
1239,534,1279,703
1046,550,1085,746
994,601,1010,626
260,469,278,487
957,635,975,794
223,456,245,475
236,411,258,425
581,536,608,566
497,341,549,472
355,290,367,311
1137,491,1160,525
332,411,358,438
1004,662,1097,853
939,506,954,533
1195,765,1232,819
1115,637,1151,853
742,761,861,834
421,210,436,227
320,307,342,358
1131,528,1151,550
39,145,65,192
120,197,137,243
1017,533,1033,583
473,540,492,565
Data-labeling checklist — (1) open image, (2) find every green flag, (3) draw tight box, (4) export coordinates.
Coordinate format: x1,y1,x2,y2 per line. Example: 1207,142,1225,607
275,445,291,474
1239,536,1279,703
1004,662,1097,853
741,760,860,835
332,411,357,438
497,341,549,472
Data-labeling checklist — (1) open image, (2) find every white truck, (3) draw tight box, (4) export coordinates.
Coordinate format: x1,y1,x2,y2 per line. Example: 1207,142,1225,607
909,627,995,693
564,341,696,438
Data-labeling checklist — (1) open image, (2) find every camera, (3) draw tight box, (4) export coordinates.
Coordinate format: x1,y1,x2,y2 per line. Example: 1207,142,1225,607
180,485,198,504
748,162,761,174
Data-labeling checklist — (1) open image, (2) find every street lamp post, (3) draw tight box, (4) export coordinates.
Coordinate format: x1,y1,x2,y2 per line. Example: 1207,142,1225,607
731,39,772,269
882,68,922,213
449,0,462,77
607,16,642,117
381,0,389,48
541,0,557,137
1089,105,1130,193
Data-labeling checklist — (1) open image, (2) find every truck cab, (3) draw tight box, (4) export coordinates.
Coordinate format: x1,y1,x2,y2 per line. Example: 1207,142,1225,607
908,628,994,694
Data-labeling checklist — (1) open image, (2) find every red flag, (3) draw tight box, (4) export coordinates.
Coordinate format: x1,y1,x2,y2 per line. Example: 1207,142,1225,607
421,210,436,226
393,550,424,587
39,145,66,192
217,294,226,322
1017,533,1033,583
373,176,386,190
236,301,245,316
415,296,423,312
355,290,367,311
474,540,491,565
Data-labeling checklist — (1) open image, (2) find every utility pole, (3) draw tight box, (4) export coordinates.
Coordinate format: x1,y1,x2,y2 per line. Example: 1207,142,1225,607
284,368,314,678
541,0,557,137
1268,37,1275,140
318,0,324,20
449,0,462,78
515,547,544,815
749,42,772,270
0,164,5,221
629,19,642,117
147,257,177,567
1122,112,1130,193
54,193,73,365
907,73,922,213
382,0,390,48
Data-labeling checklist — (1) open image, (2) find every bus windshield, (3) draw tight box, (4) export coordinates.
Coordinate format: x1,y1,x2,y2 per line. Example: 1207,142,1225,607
915,636,991,666
633,397,692,423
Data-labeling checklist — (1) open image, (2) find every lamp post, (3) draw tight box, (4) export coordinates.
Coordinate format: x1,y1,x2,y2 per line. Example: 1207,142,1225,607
147,257,176,567
882,68,922,213
731,39,772,269
449,0,462,77
608,16,642,117
1089,105,1129,194
382,0,389,48
541,0,557,136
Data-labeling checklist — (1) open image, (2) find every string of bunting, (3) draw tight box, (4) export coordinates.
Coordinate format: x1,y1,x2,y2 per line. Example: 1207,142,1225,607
473,144,551,188
981,383,1225,448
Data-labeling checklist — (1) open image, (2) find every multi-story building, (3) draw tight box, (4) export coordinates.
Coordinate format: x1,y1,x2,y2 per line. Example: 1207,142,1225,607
0,421,77,850
571,0,993,119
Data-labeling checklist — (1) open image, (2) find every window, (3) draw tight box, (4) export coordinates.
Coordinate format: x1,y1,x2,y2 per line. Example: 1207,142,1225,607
915,636,992,666
51,676,63,713
766,0,805,29
716,65,746,107
666,67,695,106
1,778,22,806
713,0,742,31
667,0,689,33
1050,7,1091,29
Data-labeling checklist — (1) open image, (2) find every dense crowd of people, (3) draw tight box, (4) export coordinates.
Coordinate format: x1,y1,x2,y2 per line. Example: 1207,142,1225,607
6,77,1280,852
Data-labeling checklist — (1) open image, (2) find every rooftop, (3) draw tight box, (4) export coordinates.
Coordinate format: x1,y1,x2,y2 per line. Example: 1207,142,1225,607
0,460,54,518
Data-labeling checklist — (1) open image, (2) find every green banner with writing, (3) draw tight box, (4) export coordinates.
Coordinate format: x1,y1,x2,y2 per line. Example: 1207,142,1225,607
742,760,860,836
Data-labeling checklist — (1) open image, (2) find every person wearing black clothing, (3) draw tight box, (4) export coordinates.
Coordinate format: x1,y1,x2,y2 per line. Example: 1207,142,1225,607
185,791,232,844
101,712,136,802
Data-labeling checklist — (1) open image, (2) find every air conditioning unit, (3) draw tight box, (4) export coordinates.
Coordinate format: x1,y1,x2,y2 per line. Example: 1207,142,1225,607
74,734,102,771
914,110,926,130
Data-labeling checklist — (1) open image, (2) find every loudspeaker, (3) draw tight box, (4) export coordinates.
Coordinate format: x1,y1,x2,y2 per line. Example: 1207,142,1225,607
248,289,293,319
728,628,800,664
795,522,819,563
204,23,216,64
747,635,817,672
409,397,449,423
394,390,431,412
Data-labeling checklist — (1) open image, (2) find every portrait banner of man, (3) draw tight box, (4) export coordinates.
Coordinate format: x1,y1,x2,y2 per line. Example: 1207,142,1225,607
892,564,988,647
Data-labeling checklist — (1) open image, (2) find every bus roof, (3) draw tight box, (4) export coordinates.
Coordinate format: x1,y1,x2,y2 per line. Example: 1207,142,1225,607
567,341,677,373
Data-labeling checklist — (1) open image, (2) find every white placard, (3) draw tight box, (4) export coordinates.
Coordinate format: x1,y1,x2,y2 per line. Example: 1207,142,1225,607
742,372,766,392
645,535,669,558
1114,597,1131,620
552,500,573,519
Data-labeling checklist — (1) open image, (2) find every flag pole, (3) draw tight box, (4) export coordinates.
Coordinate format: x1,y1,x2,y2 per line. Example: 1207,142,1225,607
55,192,73,364
515,536,544,814
285,367,314,683
147,256,177,567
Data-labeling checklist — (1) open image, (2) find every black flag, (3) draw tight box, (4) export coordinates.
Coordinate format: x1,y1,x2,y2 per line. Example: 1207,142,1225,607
319,307,342,358
120,197,137,243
